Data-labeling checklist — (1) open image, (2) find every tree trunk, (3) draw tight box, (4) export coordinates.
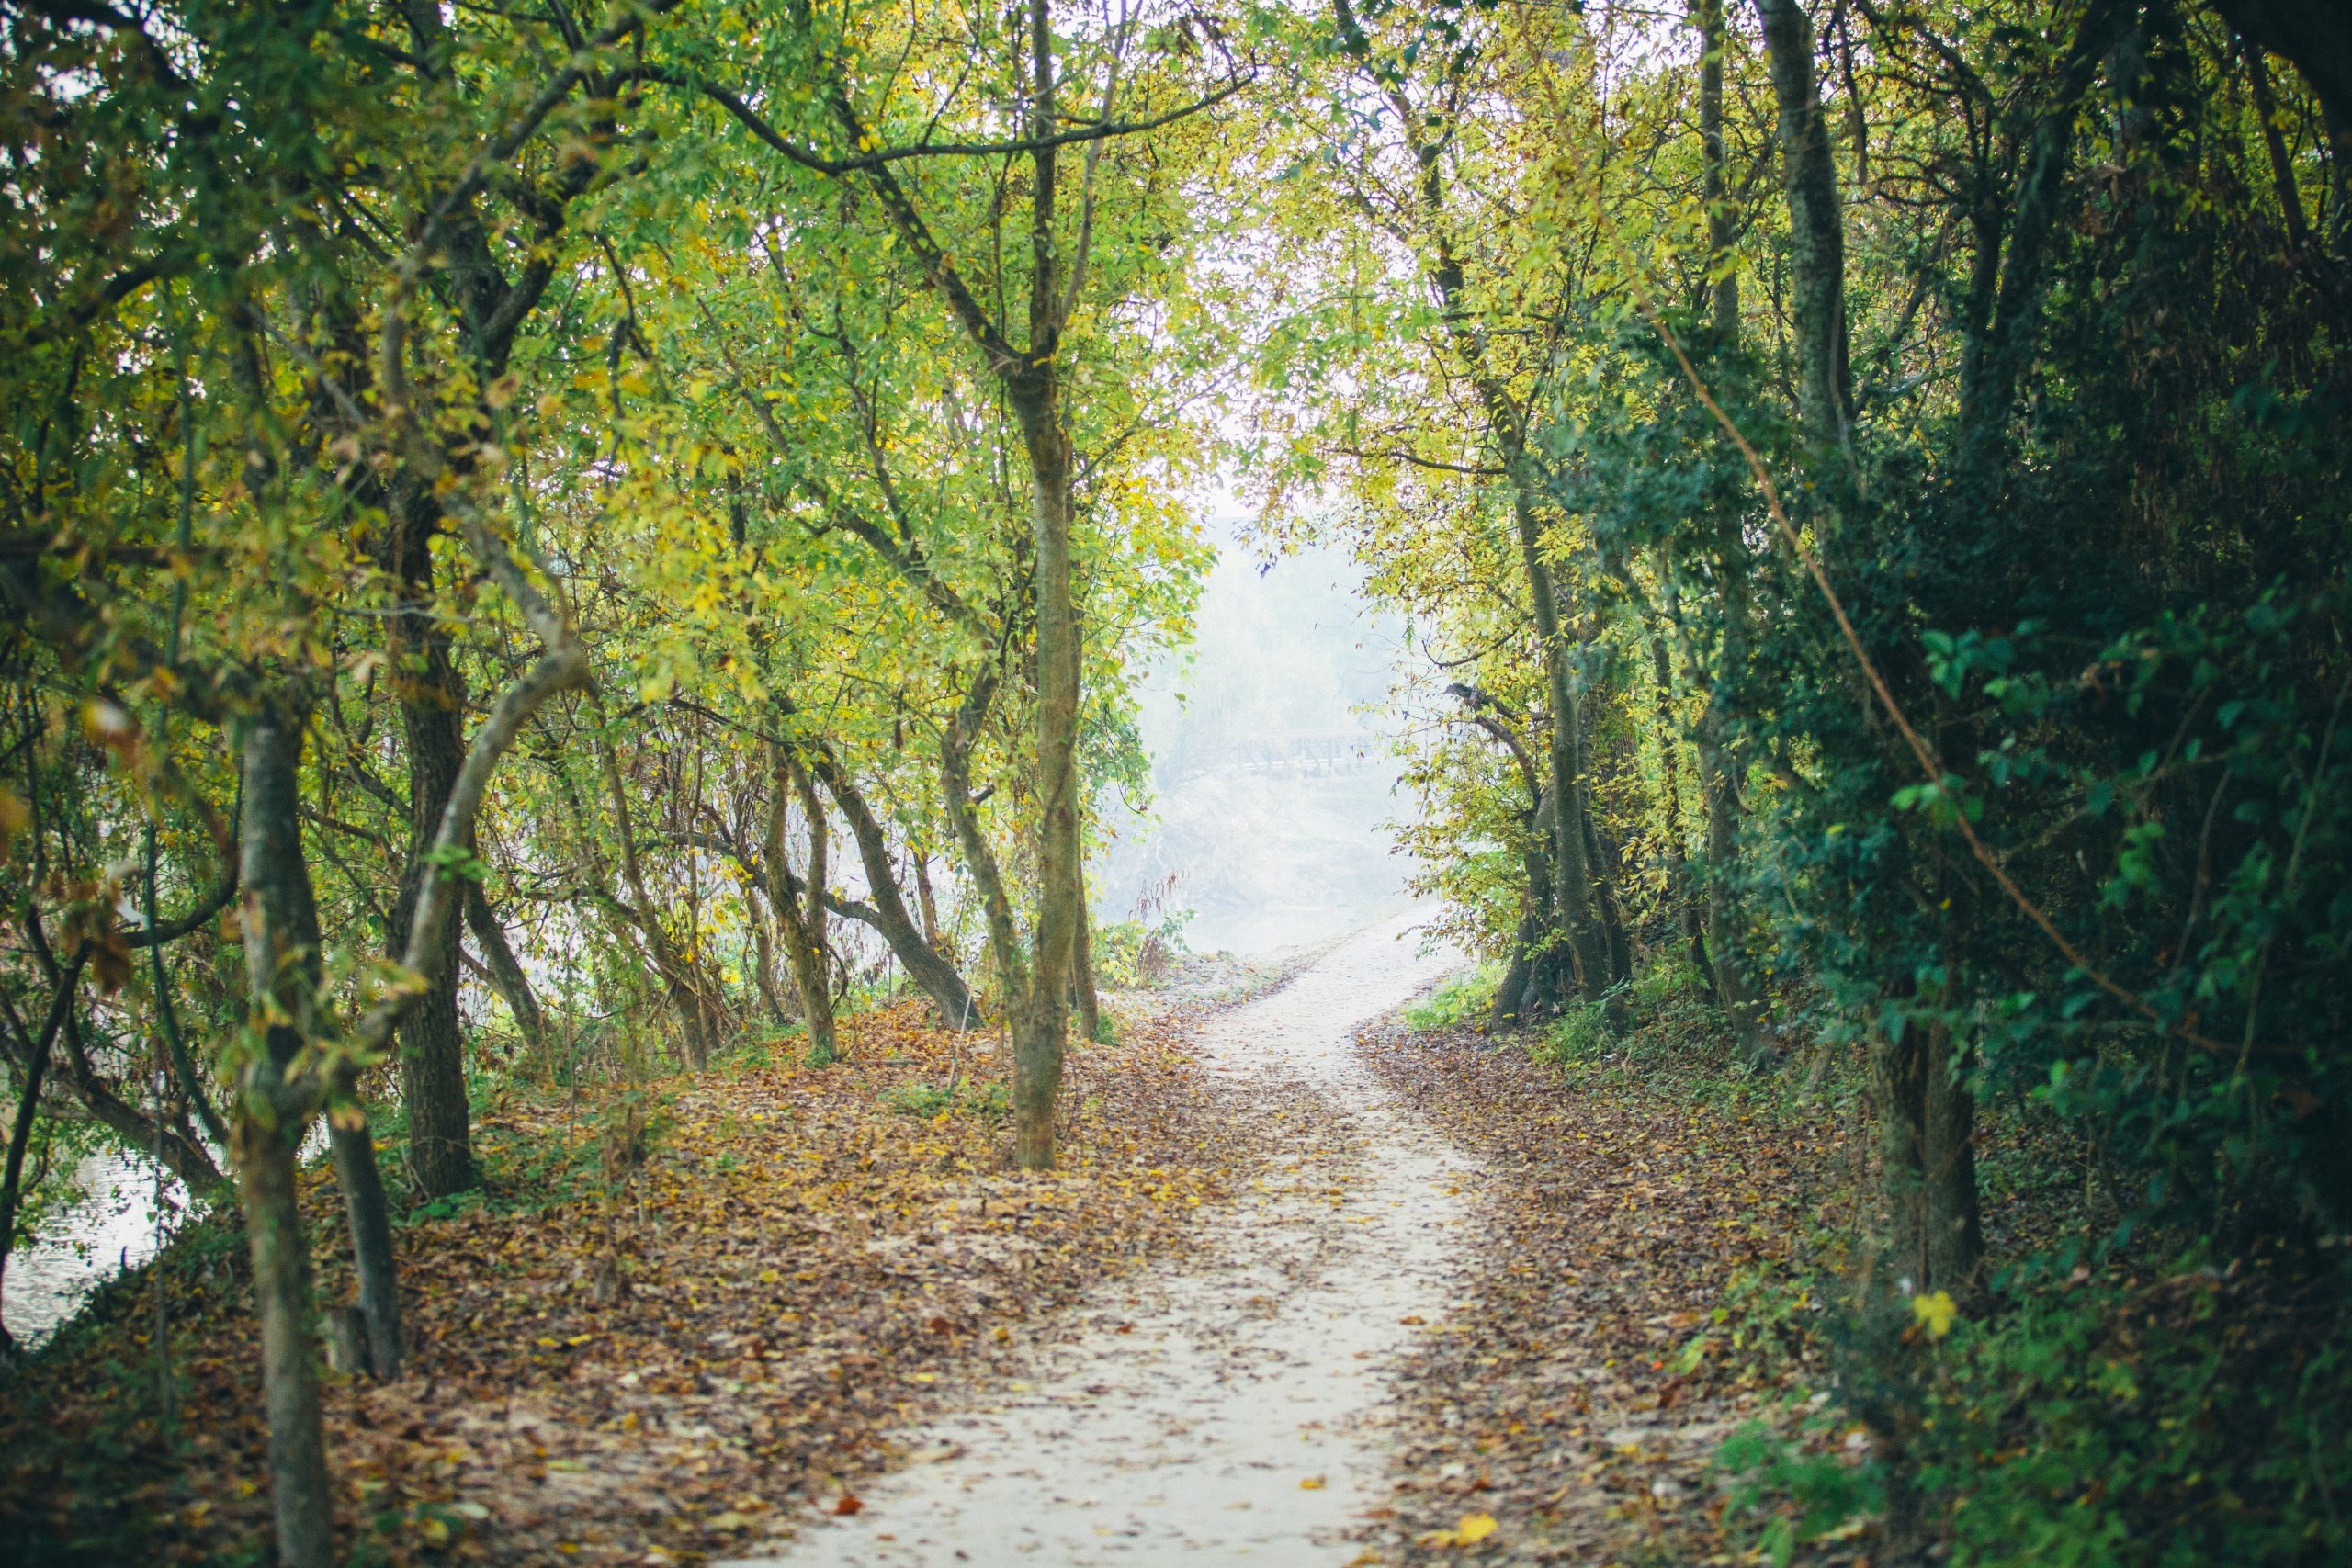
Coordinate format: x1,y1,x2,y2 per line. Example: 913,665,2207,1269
1007,357,1082,1167
1511,486,1612,1006
1872,1015,1984,1301
1699,0,1739,335
1071,881,1104,1043
590,696,719,1068
1524,792,1573,1013
809,754,980,1028
1690,577,1770,1054
1490,909,1538,1029
791,753,839,1064
1691,0,1768,1052
236,1106,334,1568
1646,632,1718,996
1924,1023,1984,1294
325,1111,402,1378
1756,0,1854,456
234,708,335,1568
463,886,546,1053
744,884,791,1025
1582,807,1634,989
767,748,836,1066
0,952,87,1353
385,525,475,1199
913,853,943,950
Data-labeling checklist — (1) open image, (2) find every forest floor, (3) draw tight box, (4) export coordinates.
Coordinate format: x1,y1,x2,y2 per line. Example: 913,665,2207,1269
1356,1015,1858,1565
0,944,1316,1567
0,929,1857,1568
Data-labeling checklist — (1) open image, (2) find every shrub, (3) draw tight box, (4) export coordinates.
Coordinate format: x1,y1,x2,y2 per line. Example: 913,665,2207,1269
1404,957,1505,1029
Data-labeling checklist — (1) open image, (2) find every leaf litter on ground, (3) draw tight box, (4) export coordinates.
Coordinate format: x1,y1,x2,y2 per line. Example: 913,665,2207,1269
0,981,1268,1567
1352,1016,1867,1566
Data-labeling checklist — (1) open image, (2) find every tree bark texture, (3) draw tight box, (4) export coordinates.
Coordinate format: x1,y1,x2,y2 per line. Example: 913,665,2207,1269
384,513,476,1198
234,709,336,1568
809,754,979,1028
1872,1017,1984,1300
769,749,837,1066
1756,0,1854,454
463,886,546,1053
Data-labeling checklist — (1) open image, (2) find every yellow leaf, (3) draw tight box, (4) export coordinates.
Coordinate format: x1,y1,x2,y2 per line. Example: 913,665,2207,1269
1300,1475,1326,1490
1455,1513,1498,1545
1914,1290,1958,1338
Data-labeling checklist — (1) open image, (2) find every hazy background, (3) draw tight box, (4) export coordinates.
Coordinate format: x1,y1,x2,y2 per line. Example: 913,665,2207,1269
1093,519,1419,955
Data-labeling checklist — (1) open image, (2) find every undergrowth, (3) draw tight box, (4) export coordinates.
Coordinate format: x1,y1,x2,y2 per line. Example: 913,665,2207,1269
1498,953,2352,1566
1403,957,1505,1030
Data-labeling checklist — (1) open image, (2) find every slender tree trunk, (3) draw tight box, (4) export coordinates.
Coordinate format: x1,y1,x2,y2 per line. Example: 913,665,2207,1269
591,697,718,1067
463,886,545,1053
325,1111,401,1378
1692,578,1770,1052
1008,365,1081,1167
1523,791,1573,1014
1690,0,1766,1050
744,885,790,1024
913,854,944,950
1873,1019,1931,1295
1072,896,1104,1042
809,755,980,1028
1646,632,1717,995
1491,908,1538,1029
1698,0,1739,337
1872,1012,1982,1298
790,753,839,1064
1511,486,1611,1006
1924,1021,1984,1294
1756,0,1854,455
234,708,335,1568
767,748,837,1065
1582,807,1634,989
2246,43,2315,251
237,1106,334,1568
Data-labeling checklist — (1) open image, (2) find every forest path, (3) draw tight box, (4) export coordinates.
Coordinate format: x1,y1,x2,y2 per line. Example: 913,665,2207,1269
727,910,1473,1565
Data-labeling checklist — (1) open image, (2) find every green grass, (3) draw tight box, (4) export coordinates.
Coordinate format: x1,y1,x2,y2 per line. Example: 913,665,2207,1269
879,1076,1009,1121
1405,957,1505,1030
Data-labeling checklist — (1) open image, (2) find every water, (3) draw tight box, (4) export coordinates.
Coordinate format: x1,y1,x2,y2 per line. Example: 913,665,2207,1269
3,1151,179,1348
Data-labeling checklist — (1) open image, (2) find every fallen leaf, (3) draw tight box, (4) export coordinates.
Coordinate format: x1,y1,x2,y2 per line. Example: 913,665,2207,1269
832,1495,865,1517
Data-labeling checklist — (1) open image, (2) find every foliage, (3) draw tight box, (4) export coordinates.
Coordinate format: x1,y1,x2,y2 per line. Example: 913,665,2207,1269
1093,910,1194,991
1401,957,1504,1030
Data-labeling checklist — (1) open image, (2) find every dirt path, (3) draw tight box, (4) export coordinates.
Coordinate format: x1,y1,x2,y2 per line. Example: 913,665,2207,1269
728,911,1471,1565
